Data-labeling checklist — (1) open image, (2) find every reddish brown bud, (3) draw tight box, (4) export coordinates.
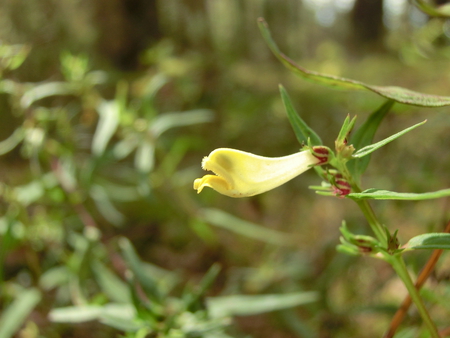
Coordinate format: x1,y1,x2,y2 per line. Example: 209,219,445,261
312,146,329,164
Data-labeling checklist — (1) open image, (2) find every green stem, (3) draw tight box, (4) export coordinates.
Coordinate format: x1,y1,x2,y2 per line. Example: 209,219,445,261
354,198,386,243
389,255,440,338
338,162,438,335
339,163,386,242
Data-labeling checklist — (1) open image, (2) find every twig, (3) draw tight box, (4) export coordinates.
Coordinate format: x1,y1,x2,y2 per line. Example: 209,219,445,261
383,219,450,338
439,327,450,337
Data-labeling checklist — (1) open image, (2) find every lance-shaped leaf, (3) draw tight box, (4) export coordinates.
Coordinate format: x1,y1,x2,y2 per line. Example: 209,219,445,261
279,85,322,146
347,188,450,200
150,109,214,138
352,120,426,159
92,100,119,156
207,291,318,318
119,237,162,301
347,100,394,177
0,44,30,71
0,288,41,338
405,233,450,250
49,303,140,332
20,82,75,109
200,208,295,245
0,128,25,156
413,0,450,17
258,18,450,107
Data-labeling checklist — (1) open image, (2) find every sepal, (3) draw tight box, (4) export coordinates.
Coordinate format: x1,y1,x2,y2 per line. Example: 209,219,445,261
338,222,381,256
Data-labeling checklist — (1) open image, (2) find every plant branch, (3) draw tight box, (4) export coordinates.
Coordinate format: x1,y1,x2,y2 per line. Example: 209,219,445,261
388,255,440,338
345,162,440,337
384,219,450,338
340,164,387,242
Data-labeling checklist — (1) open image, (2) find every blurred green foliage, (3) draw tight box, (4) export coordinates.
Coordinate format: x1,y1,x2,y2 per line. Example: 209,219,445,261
1,1,450,337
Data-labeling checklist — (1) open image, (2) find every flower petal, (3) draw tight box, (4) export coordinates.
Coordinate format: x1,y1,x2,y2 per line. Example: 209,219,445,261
194,148,320,197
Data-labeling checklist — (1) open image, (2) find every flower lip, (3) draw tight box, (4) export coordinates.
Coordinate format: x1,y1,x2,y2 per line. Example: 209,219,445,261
193,148,321,198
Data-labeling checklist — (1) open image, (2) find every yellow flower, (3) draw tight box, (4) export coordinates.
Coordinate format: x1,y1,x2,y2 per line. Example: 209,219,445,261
193,148,321,198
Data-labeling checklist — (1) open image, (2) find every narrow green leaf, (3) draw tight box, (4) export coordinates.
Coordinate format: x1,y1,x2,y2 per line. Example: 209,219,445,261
207,292,318,318
413,0,450,17
0,288,41,338
196,263,221,297
20,82,74,109
0,128,25,156
39,266,70,290
92,100,120,156
352,120,426,158
99,313,144,332
336,243,360,256
258,18,450,107
113,134,139,160
336,115,357,144
91,260,131,303
90,185,126,226
350,100,395,150
150,109,214,138
405,233,450,250
119,237,162,301
0,44,30,71
348,100,395,177
143,73,169,101
279,85,322,146
49,304,136,324
134,141,155,173
49,306,102,323
200,208,295,245
347,188,450,200
13,180,44,206
185,263,221,309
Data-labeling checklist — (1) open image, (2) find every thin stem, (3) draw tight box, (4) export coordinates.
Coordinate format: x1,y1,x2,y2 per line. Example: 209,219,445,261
354,198,386,243
388,255,440,338
341,164,386,242
384,219,450,338
340,163,439,336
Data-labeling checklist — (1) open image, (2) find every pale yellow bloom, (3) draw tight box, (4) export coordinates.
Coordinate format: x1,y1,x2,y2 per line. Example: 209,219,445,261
193,148,321,198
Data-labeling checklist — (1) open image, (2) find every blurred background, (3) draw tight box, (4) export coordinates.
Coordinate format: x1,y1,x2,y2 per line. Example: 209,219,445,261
1,0,450,337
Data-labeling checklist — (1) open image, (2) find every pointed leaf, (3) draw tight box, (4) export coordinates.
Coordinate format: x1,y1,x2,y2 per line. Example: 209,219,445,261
184,263,221,309
347,188,450,200
413,0,450,17
134,141,155,173
0,288,41,338
336,115,357,144
119,237,162,301
0,128,25,156
99,312,144,332
258,18,450,107
195,263,221,297
150,109,214,138
90,185,126,226
348,100,394,176
91,260,131,303
352,120,426,158
0,44,30,71
49,306,103,323
207,292,318,318
49,304,136,324
20,82,74,109
405,233,450,250
279,85,322,146
200,208,295,245
92,100,119,156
